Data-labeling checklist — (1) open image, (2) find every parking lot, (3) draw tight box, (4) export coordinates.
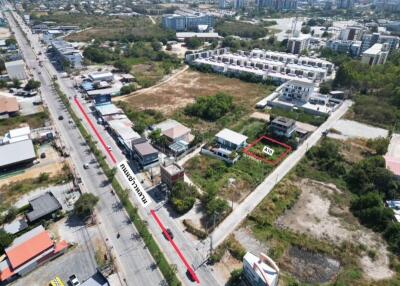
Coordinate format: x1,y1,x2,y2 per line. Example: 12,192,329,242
12,217,99,286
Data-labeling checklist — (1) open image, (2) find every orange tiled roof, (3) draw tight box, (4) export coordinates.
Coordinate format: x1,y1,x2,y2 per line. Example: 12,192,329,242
0,96,18,114
6,231,53,269
0,265,14,282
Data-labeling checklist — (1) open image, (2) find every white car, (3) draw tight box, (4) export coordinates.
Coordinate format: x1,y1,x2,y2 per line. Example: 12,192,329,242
69,274,80,286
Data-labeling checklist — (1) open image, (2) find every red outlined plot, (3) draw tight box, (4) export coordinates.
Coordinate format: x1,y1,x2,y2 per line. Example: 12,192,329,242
74,98,117,164
150,210,200,284
243,135,292,165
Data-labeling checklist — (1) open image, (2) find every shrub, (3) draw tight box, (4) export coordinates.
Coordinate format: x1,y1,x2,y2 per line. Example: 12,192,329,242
182,219,207,239
74,193,99,219
170,182,197,214
184,92,234,121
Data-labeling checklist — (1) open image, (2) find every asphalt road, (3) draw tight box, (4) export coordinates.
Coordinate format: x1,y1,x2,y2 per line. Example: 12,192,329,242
4,8,221,285
3,7,164,286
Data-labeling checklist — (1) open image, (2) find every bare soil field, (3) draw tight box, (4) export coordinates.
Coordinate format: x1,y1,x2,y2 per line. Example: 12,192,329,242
281,246,341,284
119,69,272,115
276,179,394,281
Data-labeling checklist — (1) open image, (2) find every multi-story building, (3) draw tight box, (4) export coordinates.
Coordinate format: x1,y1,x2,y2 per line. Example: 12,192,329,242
281,79,315,102
186,48,334,84
234,0,245,9
269,116,296,138
379,35,400,53
287,35,310,54
336,0,354,9
361,43,389,65
51,40,83,69
219,0,228,8
326,39,362,56
162,13,214,32
160,162,184,189
257,0,298,10
243,252,280,286
338,26,364,41
360,33,399,54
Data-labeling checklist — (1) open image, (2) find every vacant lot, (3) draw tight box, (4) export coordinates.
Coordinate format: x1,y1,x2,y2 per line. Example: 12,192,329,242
277,179,394,281
119,69,274,116
184,156,272,203
0,111,49,135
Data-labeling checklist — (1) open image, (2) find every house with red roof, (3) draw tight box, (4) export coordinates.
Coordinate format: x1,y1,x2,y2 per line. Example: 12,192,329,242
0,225,68,282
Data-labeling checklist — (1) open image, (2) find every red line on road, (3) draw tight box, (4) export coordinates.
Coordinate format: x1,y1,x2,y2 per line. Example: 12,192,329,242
150,210,200,284
74,98,117,164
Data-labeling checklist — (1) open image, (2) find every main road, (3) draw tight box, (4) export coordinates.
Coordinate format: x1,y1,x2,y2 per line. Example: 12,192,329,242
5,5,220,286
3,6,165,286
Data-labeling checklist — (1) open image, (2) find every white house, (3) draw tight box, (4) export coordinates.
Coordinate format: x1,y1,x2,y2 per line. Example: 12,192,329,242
215,128,248,150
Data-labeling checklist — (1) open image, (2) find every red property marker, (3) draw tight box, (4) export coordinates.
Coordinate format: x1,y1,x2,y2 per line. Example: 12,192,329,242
150,210,200,284
74,98,117,164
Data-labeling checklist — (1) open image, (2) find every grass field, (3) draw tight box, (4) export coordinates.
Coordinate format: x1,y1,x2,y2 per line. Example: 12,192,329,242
0,111,49,135
121,69,275,116
184,155,272,202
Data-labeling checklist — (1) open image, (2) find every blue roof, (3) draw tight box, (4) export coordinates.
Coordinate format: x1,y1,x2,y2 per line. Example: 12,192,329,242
81,81,94,91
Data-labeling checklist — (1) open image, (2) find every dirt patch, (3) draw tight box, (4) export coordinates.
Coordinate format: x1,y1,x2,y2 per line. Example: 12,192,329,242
119,69,272,116
281,246,340,284
213,252,243,284
276,179,394,281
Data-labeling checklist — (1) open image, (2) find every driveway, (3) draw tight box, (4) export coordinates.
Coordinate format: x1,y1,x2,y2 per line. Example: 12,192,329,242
328,119,388,140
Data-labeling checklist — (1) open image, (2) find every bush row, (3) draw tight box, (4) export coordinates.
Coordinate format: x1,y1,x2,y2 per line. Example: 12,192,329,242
182,219,207,240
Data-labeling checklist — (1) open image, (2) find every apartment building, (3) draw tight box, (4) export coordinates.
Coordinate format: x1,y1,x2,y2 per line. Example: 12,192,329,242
360,32,399,54
257,0,298,10
162,13,214,31
51,40,83,69
186,48,334,84
361,43,389,65
287,35,310,54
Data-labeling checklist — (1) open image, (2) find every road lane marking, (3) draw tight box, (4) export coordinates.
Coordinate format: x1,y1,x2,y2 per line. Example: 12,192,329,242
118,160,152,208
150,210,200,284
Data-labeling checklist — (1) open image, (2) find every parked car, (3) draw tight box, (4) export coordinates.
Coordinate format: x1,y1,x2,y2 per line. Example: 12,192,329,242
69,274,80,286
40,152,46,159
162,228,174,240
83,163,89,169
58,115,64,120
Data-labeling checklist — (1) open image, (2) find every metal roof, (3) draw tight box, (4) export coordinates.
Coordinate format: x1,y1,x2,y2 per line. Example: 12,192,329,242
26,192,62,222
133,141,158,156
215,128,248,146
0,140,36,168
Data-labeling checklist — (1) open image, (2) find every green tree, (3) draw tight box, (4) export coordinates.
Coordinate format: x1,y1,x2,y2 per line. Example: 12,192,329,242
120,84,136,95
74,193,99,219
301,25,311,34
149,129,169,148
5,38,17,46
24,79,41,91
185,37,203,49
184,92,234,121
0,229,13,251
170,181,197,214
151,41,163,51
12,78,21,88
114,60,131,73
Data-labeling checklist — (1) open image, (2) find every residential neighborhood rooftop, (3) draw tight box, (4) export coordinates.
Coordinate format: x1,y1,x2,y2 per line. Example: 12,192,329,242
215,128,248,146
